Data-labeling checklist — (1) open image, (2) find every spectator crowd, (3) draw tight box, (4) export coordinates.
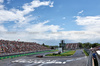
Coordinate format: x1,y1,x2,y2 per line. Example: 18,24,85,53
66,43,79,50
0,40,50,54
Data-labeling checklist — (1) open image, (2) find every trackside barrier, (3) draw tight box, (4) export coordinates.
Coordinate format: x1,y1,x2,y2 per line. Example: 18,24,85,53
87,50,100,66
96,53,100,66
87,51,92,66
0,50,57,60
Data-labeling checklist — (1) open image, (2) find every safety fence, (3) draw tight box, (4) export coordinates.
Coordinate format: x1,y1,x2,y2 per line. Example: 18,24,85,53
87,49,100,66
87,51,92,66
0,50,57,60
96,52,100,66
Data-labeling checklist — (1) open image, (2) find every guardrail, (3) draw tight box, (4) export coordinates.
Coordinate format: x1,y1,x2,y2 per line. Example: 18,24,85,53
87,51,92,66
96,51,100,66
84,48,100,66
87,50,100,66
0,49,56,60
0,49,51,57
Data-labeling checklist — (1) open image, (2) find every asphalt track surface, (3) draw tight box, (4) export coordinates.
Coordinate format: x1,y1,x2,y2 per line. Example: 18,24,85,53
0,49,88,66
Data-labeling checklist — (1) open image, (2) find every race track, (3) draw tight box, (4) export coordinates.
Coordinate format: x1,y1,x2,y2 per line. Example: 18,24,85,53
0,49,88,66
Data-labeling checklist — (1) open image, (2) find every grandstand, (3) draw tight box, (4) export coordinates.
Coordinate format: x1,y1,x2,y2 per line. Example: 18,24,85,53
0,40,50,55
66,43,79,50
59,40,79,50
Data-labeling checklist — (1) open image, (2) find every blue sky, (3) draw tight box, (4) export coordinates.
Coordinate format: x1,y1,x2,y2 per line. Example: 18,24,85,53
0,0,100,45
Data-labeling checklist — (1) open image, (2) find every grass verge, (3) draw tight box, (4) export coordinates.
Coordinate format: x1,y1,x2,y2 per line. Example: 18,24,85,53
46,50,76,56
83,49,89,56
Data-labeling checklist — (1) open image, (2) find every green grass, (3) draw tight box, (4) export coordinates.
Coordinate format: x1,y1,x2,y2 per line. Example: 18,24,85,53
83,49,89,56
0,50,57,60
46,50,76,56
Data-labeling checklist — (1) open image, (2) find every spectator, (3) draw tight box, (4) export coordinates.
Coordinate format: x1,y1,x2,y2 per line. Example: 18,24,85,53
0,39,50,55
92,51,98,66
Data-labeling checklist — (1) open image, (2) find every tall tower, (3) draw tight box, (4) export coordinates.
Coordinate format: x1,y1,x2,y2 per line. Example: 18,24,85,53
59,40,66,52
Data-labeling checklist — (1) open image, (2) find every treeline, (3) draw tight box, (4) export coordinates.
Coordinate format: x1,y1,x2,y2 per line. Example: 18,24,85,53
42,43,58,49
42,42,100,49
79,42,100,49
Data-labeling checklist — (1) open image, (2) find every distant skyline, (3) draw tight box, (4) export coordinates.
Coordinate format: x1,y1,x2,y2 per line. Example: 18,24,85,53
0,0,100,45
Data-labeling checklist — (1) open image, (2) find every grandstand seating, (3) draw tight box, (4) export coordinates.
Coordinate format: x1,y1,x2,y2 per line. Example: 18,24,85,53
0,40,50,54
66,43,79,50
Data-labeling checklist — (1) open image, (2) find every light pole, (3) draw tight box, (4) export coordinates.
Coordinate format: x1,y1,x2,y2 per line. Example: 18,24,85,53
59,40,65,52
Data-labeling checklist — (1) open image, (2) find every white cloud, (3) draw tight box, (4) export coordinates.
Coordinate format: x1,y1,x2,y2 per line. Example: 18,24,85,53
1,0,100,44
0,0,4,3
25,20,63,32
49,2,54,7
0,0,54,27
78,10,84,15
0,10,23,22
0,0,99,44
0,31,100,44
0,25,7,31
0,0,55,35
22,0,53,15
75,16,100,31
0,0,4,9
0,5,4,9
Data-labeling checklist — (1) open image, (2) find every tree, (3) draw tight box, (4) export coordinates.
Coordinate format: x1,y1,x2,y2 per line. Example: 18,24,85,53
92,43,99,48
51,46,54,49
78,42,83,48
50,45,58,49
83,42,91,48
42,43,45,46
42,43,50,48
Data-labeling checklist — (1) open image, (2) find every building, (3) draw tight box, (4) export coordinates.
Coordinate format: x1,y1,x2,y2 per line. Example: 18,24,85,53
59,40,79,50
66,43,79,50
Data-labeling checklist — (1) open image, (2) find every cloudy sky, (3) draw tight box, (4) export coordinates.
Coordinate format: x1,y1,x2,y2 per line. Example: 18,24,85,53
0,0,100,45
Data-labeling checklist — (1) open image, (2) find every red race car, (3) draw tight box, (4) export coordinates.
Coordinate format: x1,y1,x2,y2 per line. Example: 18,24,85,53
36,55,43,58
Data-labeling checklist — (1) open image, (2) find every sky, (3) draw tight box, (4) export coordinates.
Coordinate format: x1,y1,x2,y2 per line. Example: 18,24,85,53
0,0,100,45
